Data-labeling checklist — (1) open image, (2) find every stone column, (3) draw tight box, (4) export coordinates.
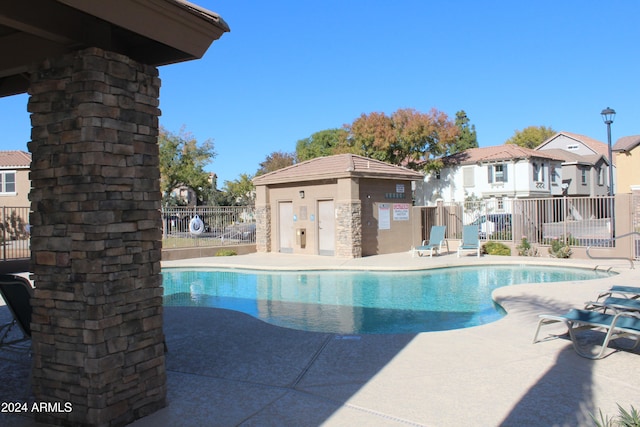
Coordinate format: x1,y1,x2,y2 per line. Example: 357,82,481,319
28,47,166,426
335,201,362,258
255,204,271,253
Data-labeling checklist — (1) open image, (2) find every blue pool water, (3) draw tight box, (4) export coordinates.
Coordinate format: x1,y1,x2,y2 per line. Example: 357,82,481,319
162,266,613,334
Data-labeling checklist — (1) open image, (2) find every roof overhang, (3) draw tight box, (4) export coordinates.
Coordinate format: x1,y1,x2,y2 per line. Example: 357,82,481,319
0,0,229,97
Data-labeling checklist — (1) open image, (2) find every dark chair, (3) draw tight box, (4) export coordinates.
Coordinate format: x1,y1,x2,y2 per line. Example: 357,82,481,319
0,274,33,347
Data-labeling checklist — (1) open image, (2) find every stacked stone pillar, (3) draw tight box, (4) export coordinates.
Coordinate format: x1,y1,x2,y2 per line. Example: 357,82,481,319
335,201,362,258
28,47,166,426
255,204,271,253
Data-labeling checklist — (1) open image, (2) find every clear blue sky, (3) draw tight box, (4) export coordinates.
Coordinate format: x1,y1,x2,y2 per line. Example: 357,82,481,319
1,1,638,186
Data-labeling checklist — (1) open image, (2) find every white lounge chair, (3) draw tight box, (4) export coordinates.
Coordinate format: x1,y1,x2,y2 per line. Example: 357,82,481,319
533,308,640,359
457,225,480,258
413,225,448,258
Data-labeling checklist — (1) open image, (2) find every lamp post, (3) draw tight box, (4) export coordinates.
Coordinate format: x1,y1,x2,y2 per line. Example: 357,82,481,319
601,107,615,196
601,107,616,239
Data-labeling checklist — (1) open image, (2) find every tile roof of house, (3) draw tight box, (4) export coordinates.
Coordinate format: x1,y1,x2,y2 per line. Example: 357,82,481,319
543,131,610,157
253,154,424,185
0,151,31,168
613,135,640,152
442,144,563,166
539,149,605,166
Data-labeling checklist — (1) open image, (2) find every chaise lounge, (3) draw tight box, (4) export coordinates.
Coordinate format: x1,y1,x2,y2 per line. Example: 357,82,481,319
457,225,481,258
533,308,640,359
413,225,449,258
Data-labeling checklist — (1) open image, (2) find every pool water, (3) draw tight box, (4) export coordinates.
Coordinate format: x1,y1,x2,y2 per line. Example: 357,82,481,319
162,266,613,334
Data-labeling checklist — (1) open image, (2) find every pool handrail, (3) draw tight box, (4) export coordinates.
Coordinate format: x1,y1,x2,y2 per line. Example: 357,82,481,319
586,231,639,270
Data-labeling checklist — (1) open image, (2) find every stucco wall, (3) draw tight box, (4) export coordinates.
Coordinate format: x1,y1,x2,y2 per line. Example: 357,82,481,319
616,147,640,193
0,168,30,207
360,178,414,256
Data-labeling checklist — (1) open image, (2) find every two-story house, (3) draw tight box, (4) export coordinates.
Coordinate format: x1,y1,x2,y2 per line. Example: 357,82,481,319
416,145,564,206
613,135,640,195
535,132,611,197
0,150,31,207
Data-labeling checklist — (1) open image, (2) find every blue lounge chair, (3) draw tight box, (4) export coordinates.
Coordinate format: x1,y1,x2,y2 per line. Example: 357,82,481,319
457,225,480,258
585,296,640,314
413,225,449,258
0,274,33,348
596,285,640,301
533,308,640,359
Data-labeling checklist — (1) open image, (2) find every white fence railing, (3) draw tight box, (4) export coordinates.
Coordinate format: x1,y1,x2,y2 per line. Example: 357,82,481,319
421,196,616,247
162,205,256,248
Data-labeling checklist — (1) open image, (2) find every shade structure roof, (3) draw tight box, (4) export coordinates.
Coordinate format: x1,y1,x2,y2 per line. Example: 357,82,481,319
0,0,229,97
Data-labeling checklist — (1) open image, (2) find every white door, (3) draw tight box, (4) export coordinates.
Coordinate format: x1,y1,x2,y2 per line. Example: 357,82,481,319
318,200,335,256
279,202,294,253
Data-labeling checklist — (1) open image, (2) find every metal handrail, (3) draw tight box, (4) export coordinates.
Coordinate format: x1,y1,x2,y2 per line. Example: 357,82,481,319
586,231,640,269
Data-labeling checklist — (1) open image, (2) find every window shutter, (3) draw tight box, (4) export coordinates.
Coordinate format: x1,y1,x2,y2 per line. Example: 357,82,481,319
503,164,508,182
487,165,493,183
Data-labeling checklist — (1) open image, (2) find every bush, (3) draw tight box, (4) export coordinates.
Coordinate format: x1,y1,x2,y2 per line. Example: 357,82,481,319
215,249,237,256
482,241,511,256
592,404,640,427
516,237,539,257
548,237,572,258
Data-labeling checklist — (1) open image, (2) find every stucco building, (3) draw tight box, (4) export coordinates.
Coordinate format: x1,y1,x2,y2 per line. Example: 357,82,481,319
253,154,424,258
0,150,30,207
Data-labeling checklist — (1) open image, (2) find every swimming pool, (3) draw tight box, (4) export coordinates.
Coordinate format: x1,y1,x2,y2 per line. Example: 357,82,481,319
162,266,614,334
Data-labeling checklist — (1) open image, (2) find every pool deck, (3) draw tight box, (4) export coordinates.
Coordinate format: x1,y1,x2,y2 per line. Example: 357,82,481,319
2,252,640,426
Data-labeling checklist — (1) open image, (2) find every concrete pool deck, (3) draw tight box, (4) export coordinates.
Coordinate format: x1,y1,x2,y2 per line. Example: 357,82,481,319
1,252,639,426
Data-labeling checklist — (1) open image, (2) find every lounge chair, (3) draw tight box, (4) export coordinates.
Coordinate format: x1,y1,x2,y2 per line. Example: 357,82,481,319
533,308,640,359
584,296,640,314
0,274,33,347
596,285,640,301
413,225,449,257
457,225,481,258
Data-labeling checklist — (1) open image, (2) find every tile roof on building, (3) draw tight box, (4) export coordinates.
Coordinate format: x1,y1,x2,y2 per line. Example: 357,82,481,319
613,135,640,153
442,144,562,166
539,148,605,166
253,154,424,185
543,131,610,157
0,150,31,168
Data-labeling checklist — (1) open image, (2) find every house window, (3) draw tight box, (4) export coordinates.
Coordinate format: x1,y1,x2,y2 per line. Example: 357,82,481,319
463,167,474,187
597,167,604,186
581,167,588,185
488,164,507,183
532,163,544,182
0,171,16,194
550,166,557,184
497,197,504,210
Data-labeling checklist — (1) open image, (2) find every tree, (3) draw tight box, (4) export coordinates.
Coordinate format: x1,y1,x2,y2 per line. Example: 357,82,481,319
221,173,255,206
346,108,459,171
450,110,478,154
505,125,556,149
295,128,351,161
255,151,296,176
159,126,216,205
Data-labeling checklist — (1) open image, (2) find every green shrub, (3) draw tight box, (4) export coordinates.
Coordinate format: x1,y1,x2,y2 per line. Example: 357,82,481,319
592,404,640,427
548,237,572,258
215,249,237,256
482,241,511,256
516,237,539,257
